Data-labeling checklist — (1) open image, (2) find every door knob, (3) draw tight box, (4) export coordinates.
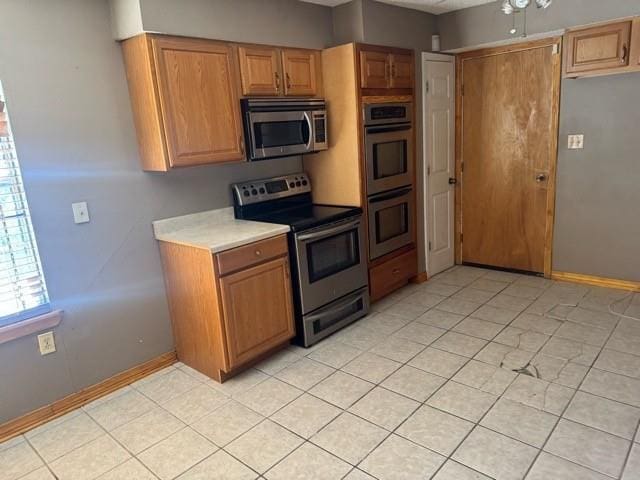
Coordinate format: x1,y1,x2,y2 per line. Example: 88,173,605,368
535,173,547,182
448,178,457,185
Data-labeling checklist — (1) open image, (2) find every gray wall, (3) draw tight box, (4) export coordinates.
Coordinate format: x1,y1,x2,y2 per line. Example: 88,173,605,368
332,0,365,45
553,74,640,282
0,0,326,423
113,0,333,48
437,0,640,51
436,0,640,282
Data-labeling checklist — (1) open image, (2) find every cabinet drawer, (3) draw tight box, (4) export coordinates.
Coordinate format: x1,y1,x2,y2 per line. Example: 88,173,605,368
369,248,417,302
216,235,288,276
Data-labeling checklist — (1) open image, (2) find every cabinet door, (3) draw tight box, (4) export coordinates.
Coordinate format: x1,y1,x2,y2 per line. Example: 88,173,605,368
631,19,640,68
360,50,390,89
219,256,294,369
281,49,319,96
238,46,281,96
565,21,632,75
152,37,244,167
390,53,414,89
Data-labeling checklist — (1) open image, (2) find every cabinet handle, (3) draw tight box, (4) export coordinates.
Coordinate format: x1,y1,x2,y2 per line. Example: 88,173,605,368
622,44,628,63
392,268,401,275
275,71,281,92
385,64,389,81
286,73,291,90
239,135,244,154
255,249,262,256
391,63,396,78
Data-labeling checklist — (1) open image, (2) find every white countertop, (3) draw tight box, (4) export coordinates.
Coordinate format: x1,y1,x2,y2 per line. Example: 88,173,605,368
152,207,290,253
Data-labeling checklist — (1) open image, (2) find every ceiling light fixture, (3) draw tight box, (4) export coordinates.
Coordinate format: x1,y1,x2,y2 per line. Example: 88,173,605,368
501,0,552,36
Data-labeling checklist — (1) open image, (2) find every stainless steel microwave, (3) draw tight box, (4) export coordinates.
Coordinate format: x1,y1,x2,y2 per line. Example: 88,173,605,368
241,98,328,161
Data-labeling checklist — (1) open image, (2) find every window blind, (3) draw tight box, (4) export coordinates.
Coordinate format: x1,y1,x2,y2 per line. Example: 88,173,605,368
0,85,50,326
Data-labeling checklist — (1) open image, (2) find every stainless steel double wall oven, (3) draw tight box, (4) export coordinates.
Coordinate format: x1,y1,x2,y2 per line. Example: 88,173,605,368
364,103,414,260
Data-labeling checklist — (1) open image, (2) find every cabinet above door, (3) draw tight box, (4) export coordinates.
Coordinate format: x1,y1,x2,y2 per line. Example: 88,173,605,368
564,17,640,78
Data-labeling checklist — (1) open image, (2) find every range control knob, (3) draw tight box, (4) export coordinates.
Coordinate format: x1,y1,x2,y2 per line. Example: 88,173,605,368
289,182,295,188
243,190,250,197
302,180,308,186
259,187,265,194
251,189,258,195
295,181,301,187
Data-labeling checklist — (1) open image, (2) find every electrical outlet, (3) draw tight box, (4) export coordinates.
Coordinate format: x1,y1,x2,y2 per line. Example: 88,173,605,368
568,134,584,149
72,202,90,224
37,331,56,355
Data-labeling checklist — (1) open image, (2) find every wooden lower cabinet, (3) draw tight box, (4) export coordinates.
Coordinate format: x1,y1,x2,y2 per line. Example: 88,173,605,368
369,247,418,302
219,257,294,369
159,235,294,382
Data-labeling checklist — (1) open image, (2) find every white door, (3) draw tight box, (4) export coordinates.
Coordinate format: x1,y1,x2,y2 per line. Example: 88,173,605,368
424,57,455,276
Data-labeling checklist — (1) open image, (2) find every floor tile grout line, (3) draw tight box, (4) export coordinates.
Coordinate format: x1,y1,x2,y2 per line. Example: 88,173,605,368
520,304,627,480
619,419,640,480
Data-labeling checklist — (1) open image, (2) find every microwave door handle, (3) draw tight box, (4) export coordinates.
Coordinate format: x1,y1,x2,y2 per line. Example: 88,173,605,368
304,289,365,323
369,187,412,204
303,111,313,151
296,219,361,242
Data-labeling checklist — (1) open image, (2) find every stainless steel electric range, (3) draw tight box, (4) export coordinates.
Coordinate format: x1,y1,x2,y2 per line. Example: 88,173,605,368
232,173,369,347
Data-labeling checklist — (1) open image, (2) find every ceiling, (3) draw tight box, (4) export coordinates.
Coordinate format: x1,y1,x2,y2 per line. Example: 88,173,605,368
299,0,496,14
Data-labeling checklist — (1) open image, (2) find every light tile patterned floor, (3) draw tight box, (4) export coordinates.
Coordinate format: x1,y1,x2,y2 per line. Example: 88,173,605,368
3,266,640,480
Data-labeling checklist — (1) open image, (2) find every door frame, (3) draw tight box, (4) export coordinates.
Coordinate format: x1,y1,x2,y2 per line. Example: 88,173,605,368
421,52,456,276
454,37,562,277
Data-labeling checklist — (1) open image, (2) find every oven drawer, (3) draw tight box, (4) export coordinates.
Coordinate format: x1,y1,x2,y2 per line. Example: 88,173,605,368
369,247,417,302
216,235,288,276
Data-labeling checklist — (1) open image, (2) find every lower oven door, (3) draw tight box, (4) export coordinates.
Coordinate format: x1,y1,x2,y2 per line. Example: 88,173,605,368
368,187,414,260
294,216,368,314
301,287,369,347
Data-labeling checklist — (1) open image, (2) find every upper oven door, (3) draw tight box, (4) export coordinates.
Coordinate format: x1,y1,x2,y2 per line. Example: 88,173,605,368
294,217,368,314
368,187,413,260
247,110,313,160
365,123,413,195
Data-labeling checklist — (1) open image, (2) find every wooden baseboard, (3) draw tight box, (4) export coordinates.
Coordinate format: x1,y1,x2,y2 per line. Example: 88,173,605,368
551,271,640,292
0,351,177,443
410,272,429,284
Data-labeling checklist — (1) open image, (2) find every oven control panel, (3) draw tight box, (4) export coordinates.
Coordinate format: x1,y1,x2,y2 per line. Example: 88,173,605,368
232,173,311,206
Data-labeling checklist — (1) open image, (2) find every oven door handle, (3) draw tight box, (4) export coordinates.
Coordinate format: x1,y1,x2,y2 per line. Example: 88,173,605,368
304,289,366,323
296,218,361,242
369,187,412,203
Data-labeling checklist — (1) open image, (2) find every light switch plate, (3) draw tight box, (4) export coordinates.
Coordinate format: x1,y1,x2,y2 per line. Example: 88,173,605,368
568,134,584,149
72,202,90,224
37,331,56,355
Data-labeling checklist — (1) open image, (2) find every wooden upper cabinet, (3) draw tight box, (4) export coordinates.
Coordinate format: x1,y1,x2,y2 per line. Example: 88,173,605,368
359,48,414,90
153,37,244,168
281,49,319,96
219,256,294,369
389,53,414,88
360,50,390,88
122,34,244,171
238,46,281,96
564,20,633,77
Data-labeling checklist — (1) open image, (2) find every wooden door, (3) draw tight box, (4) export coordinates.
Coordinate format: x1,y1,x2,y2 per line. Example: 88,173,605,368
425,59,455,276
219,257,294,369
360,50,390,89
152,37,244,167
565,21,632,75
281,49,318,96
390,54,414,89
238,46,282,96
459,41,561,274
